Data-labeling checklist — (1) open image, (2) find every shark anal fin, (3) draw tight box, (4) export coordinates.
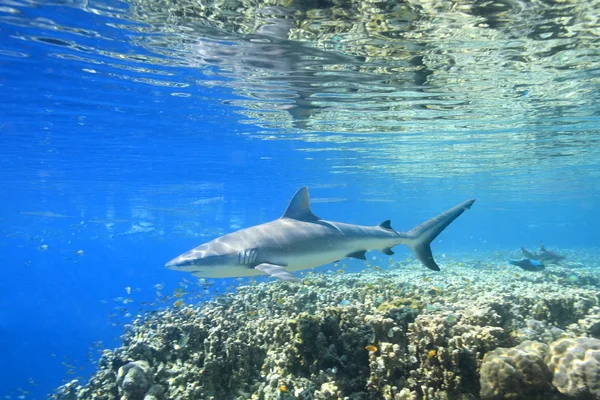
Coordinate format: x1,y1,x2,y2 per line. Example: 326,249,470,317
347,250,367,260
382,247,394,255
255,263,299,282
379,220,393,230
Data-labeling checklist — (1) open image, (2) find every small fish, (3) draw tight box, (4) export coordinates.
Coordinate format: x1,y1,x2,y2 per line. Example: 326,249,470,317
365,345,378,352
432,284,443,293
153,283,165,290
428,349,437,360
125,287,132,295
339,299,351,307
38,244,48,251
75,249,85,256
445,314,457,324
566,273,579,283
173,300,184,307
279,385,288,393
175,332,190,349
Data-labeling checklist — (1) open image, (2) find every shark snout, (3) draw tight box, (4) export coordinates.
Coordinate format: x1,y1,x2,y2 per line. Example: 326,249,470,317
165,253,199,271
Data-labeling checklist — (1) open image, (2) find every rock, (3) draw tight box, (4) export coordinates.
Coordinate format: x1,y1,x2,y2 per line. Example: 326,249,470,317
590,322,600,339
117,360,153,399
143,384,165,400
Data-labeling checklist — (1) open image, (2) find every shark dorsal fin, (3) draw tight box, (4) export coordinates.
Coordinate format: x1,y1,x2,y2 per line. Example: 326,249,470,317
281,187,321,221
379,220,393,230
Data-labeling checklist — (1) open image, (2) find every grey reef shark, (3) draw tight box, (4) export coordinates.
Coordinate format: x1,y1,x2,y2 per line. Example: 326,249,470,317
520,243,566,265
166,187,476,282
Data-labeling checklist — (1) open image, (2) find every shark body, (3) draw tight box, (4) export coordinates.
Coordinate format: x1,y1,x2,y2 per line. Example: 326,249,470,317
166,187,476,281
520,243,565,265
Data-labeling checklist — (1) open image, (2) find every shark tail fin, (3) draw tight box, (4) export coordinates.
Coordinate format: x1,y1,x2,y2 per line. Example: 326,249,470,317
405,199,476,271
521,247,535,258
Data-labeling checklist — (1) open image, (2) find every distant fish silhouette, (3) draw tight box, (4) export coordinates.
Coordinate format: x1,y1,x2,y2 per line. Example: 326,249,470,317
521,242,565,265
509,258,545,272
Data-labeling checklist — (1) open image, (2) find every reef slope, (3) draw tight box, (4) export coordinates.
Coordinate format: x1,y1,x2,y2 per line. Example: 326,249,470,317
51,256,600,399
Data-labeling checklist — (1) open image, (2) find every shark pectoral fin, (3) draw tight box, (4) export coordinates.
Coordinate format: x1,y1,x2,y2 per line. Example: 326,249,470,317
382,247,394,255
347,250,367,260
255,263,299,282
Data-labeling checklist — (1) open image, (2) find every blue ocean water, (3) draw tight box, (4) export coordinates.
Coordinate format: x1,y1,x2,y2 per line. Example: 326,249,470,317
1,0,599,398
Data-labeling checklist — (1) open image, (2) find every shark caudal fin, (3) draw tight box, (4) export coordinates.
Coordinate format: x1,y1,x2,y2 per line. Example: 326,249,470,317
405,199,476,271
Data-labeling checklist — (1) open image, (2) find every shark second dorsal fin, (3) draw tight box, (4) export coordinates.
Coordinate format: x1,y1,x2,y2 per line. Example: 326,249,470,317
281,187,321,221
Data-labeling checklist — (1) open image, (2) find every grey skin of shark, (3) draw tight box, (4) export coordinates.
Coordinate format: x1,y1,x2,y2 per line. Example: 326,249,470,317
520,242,565,265
166,187,476,282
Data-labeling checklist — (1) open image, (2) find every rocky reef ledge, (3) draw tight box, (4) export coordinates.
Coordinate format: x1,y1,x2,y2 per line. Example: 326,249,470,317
50,259,600,399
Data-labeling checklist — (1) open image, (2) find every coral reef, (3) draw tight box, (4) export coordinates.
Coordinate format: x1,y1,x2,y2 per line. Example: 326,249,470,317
479,341,551,399
546,337,600,398
50,259,600,399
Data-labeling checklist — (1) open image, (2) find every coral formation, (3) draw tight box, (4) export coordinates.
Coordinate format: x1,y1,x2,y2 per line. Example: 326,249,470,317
479,341,551,399
546,337,600,398
50,258,600,399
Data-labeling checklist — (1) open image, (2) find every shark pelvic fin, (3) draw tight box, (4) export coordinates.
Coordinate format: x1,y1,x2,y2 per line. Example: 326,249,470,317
382,247,394,255
281,187,321,221
347,250,367,260
406,199,476,271
255,263,299,282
